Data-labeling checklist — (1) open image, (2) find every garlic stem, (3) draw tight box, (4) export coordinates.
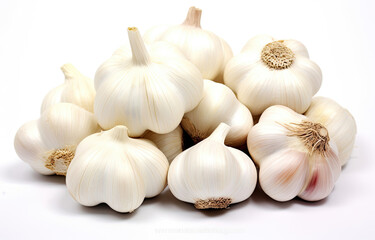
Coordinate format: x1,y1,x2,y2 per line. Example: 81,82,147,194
61,63,82,80
183,6,202,28
109,126,130,142
128,27,151,65
208,123,231,143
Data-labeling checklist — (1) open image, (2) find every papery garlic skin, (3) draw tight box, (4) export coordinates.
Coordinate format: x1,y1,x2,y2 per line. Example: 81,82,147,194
143,126,183,163
143,25,171,44
144,7,233,82
94,27,203,137
66,126,169,213
14,103,101,175
182,80,253,147
168,123,257,209
247,105,341,202
305,97,357,166
41,64,95,113
224,34,322,116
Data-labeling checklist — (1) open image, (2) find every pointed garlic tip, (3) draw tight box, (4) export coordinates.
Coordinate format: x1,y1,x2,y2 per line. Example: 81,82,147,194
208,123,231,143
61,63,82,80
183,6,202,28
127,27,151,65
109,125,130,141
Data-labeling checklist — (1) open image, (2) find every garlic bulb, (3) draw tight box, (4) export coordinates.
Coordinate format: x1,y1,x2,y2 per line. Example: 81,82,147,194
182,79,253,147
142,126,183,163
247,105,341,201
305,97,357,166
144,7,233,82
41,64,95,113
94,27,203,137
224,34,322,116
66,126,169,213
14,103,101,175
168,123,257,209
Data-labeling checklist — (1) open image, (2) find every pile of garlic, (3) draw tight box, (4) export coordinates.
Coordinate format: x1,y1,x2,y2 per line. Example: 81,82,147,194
14,6,357,213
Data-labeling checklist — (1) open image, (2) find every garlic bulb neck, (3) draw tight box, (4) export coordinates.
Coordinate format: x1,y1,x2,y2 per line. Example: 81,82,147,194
183,6,202,28
283,121,330,155
261,41,295,69
109,126,130,142
45,146,75,176
61,63,82,80
207,122,231,143
128,27,151,65
195,197,232,209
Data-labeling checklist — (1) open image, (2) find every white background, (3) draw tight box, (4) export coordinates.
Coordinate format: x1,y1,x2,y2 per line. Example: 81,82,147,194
1,0,374,239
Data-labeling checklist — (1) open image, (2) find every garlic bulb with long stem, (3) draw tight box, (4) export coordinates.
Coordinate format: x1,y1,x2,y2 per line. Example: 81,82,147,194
168,123,257,209
224,35,322,116
304,97,357,166
182,79,253,147
94,27,203,137
247,105,341,202
144,7,233,82
41,64,95,113
14,103,101,175
142,126,183,163
66,126,169,213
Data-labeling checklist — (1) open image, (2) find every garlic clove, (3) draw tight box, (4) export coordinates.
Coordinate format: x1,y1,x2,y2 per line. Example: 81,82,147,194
298,147,341,201
259,149,309,202
182,79,253,147
66,126,169,213
41,64,95,113
168,123,257,209
304,97,357,166
142,126,183,163
14,103,101,175
14,120,52,175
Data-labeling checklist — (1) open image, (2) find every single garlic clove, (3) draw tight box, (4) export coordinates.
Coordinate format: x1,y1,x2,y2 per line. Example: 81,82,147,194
14,103,101,175
168,123,257,209
182,79,253,147
66,126,169,213
142,126,183,163
304,96,357,166
298,147,341,201
41,64,96,113
259,149,309,202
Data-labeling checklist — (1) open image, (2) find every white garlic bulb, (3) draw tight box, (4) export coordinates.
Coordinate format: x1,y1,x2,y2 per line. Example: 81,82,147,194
94,27,203,137
168,123,257,209
14,103,101,175
142,126,183,163
224,34,322,116
144,6,233,82
247,105,341,202
66,126,169,213
305,97,357,166
182,79,253,147
41,64,95,113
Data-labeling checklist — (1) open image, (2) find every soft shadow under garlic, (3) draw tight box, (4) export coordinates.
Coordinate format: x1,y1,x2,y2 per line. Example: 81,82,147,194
3,160,65,185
